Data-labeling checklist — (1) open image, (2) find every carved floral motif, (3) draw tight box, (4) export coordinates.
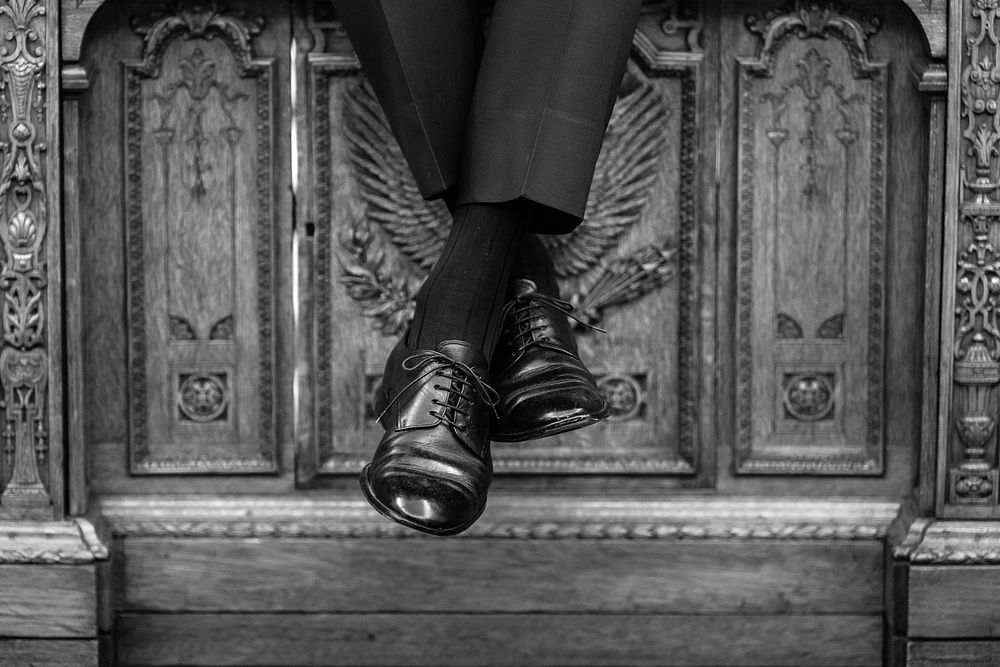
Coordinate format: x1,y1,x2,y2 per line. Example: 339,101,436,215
783,374,834,423
597,374,644,422
761,47,863,199
152,45,247,196
178,373,228,423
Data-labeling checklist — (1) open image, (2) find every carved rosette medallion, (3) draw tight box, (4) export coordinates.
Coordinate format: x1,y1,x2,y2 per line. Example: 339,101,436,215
177,373,229,423
597,374,645,422
736,3,886,474
308,6,705,476
125,4,276,473
949,0,1000,505
0,0,52,516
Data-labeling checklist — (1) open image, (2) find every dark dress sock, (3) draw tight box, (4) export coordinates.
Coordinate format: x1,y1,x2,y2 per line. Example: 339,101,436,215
510,233,561,297
409,202,526,356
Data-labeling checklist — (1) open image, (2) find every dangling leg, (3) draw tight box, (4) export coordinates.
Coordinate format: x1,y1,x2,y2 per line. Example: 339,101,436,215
332,0,481,200
335,1,527,535
343,0,641,536
334,1,528,359
459,0,643,441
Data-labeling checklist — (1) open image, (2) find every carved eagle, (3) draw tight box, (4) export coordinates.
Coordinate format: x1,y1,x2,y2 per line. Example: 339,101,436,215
339,63,674,336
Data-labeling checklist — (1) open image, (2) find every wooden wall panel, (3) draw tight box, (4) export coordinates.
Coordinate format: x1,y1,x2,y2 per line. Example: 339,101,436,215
117,613,881,667
123,6,278,474
907,641,1000,665
0,639,98,667
735,4,886,474
714,0,928,496
120,538,882,614
909,566,1000,638
0,565,96,638
78,0,295,489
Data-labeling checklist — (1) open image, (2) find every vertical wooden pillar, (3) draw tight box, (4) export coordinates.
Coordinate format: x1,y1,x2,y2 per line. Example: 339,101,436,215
0,0,63,521
62,63,88,517
940,0,1000,517
888,1,1000,663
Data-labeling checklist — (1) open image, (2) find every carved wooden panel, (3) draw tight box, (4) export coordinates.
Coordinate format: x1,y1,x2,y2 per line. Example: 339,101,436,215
735,3,887,474
124,6,276,473
306,5,709,476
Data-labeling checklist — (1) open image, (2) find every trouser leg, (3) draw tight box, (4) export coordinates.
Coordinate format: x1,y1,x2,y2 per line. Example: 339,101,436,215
332,0,482,200
456,0,643,234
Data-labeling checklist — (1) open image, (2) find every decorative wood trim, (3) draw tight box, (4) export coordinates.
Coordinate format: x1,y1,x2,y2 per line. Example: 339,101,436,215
62,64,89,516
98,495,900,540
59,0,946,61
124,5,277,474
893,520,1000,564
901,0,948,59
916,59,948,514
0,518,108,563
0,0,61,520
735,2,887,475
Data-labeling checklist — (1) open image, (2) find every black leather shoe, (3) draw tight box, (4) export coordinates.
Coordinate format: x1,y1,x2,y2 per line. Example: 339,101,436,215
491,279,610,442
361,338,498,536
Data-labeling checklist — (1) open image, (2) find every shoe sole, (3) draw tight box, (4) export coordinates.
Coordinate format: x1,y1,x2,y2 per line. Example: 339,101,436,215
359,465,487,537
490,404,611,443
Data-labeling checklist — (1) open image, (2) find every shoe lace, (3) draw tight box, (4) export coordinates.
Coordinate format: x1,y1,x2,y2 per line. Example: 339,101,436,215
376,351,500,432
499,292,605,357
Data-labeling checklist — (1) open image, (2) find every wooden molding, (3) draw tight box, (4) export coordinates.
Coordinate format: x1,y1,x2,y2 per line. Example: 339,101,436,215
0,518,108,564
893,519,1000,564
901,0,947,59
99,495,901,540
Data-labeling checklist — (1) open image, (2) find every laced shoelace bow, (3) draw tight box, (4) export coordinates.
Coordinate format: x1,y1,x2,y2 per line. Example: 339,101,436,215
376,351,500,432
499,292,606,357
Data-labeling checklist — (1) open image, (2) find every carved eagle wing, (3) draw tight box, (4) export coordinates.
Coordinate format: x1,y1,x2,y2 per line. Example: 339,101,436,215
343,79,450,271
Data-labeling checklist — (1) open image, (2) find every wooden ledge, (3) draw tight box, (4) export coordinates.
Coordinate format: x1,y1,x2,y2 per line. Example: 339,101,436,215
98,494,901,540
894,519,1000,565
0,518,109,564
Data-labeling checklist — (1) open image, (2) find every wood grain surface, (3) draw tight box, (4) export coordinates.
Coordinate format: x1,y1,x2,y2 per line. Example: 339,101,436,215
120,538,882,614
116,612,881,667
908,640,1000,665
0,565,96,638
0,639,98,667
909,566,1000,638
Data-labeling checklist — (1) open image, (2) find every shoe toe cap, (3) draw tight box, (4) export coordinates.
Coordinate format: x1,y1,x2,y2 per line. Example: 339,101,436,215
508,380,608,423
366,467,485,536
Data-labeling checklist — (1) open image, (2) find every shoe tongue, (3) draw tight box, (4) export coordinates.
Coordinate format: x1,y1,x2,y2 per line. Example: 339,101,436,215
435,340,488,373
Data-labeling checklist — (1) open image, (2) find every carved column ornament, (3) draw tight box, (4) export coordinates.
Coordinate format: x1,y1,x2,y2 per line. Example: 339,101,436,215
948,0,1000,506
0,0,56,518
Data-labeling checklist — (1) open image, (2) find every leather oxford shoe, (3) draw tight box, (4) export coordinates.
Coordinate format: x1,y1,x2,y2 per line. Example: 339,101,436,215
362,338,498,536
491,278,610,442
